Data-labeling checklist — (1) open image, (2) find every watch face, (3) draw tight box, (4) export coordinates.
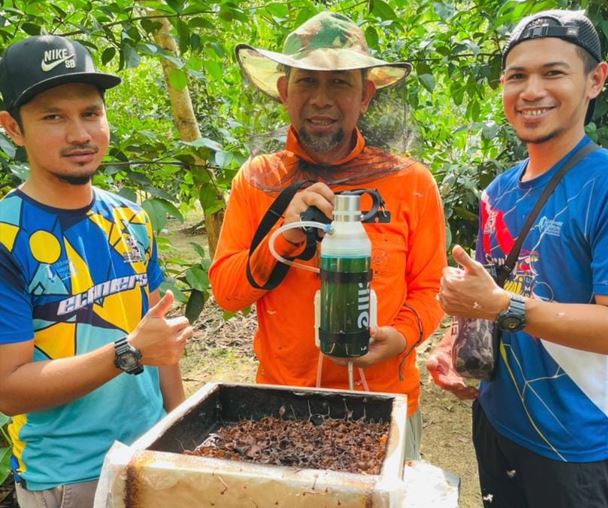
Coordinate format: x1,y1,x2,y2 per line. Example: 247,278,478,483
501,316,523,331
119,353,139,370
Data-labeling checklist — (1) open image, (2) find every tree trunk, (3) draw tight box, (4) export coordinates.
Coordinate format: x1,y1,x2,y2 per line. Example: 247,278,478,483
151,16,224,258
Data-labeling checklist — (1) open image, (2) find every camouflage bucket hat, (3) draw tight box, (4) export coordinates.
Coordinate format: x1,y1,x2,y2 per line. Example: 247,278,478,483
236,11,412,101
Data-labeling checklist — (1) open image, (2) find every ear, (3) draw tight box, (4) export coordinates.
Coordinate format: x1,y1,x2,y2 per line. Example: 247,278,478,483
277,75,289,104
588,61,608,100
0,110,24,146
360,79,376,114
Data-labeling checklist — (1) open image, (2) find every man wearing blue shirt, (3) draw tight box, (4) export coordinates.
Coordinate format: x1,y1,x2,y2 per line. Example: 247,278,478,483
428,9,608,508
0,35,193,508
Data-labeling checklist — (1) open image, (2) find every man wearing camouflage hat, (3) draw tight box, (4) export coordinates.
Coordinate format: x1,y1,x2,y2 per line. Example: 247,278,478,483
428,9,608,506
210,12,446,459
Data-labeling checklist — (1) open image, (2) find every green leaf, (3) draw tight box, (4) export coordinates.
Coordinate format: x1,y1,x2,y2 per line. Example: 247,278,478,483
185,265,209,292
0,446,11,486
122,44,140,68
295,6,319,27
185,289,205,323
0,413,9,427
188,16,215,30
433,2,456,21
160,280,187,304
219,3,247,22
155,198,184,223
184,137,223,152
419,73,436,92
601,20,608,40
202,60,223,81
142,184,174,201
101,47,116,65
155,236,173,251
371,0,398,21
141,18,163,34
214,150,233,168
21,22,41,35
365,26,379,50
482,121,499,140
117,187,138,202
199,184,223,214
165,0,183,14
0,133,16,159
223,310,238,320
265,3,289,18
209,42,226,58
141,199,167,234
189,242,207,260
453,206,479,222
9,163,29,182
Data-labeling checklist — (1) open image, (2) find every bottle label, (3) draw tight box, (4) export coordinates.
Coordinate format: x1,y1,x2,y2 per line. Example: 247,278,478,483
319,255,371,357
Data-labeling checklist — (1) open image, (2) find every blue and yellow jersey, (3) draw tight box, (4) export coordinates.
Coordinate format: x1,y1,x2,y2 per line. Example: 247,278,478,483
0,188,165,490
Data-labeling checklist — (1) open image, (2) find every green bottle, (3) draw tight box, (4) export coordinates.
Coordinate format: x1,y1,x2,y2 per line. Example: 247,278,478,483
317,194,373,358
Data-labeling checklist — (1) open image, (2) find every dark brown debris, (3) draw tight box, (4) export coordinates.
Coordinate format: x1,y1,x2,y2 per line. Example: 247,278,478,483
185,416,389,475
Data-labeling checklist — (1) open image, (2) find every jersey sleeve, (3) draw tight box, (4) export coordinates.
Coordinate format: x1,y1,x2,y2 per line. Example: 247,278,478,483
0,245,33,344
589,177,608,296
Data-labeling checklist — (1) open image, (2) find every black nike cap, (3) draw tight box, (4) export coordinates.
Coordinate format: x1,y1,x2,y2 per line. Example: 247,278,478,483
0,35,121,111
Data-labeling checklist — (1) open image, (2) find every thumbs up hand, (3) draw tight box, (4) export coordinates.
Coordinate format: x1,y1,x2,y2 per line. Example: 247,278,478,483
127,290,193,366
438,245,510,320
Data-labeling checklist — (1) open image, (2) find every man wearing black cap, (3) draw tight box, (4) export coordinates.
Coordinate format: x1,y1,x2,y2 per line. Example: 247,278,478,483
428,9,608,507
0,36,192,508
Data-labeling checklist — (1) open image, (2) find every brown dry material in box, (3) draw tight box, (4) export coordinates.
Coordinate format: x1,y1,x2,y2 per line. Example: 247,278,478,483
185,416,389,475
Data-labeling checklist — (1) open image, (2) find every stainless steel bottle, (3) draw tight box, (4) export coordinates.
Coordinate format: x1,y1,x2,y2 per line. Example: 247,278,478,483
317,193,372,357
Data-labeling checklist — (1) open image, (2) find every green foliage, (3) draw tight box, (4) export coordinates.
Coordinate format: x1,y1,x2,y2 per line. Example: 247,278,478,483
0,0,606,301
160,240,212,323
0,412,11,488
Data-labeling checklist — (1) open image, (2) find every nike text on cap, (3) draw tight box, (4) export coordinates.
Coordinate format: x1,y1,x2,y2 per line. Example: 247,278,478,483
0,35,121,111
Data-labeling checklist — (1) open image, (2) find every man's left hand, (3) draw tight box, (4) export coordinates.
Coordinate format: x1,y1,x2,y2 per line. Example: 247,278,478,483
329,326,406,368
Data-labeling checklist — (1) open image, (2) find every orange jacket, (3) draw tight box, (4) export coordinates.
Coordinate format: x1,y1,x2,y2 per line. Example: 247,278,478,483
210,128,446,415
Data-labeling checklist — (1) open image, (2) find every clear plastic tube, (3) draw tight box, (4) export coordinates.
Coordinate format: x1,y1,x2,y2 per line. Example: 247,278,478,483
268,221,331,274
358,368,370,392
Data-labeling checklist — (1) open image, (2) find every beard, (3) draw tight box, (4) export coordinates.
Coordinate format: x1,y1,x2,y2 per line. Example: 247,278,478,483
56,173,93,185
298,127,345,154
517,126,564,145
54,144,100,185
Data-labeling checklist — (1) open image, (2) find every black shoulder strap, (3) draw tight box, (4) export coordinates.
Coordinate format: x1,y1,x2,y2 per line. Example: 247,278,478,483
246,180,311,290
496,142,599,286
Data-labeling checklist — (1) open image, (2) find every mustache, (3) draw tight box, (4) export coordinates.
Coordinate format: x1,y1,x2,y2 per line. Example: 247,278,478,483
60,144,99,156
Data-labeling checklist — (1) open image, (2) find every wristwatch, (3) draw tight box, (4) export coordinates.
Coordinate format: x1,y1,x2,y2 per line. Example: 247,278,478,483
113,337,143,375
496,293,527,332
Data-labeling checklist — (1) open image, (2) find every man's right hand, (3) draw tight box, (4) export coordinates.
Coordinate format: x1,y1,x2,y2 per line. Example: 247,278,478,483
127,291,192,366
282,182,334,244
426,330,478,400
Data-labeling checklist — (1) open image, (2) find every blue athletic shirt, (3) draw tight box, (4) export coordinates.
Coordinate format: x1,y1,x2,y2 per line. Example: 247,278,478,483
477,136,608,462
0,188,165,490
